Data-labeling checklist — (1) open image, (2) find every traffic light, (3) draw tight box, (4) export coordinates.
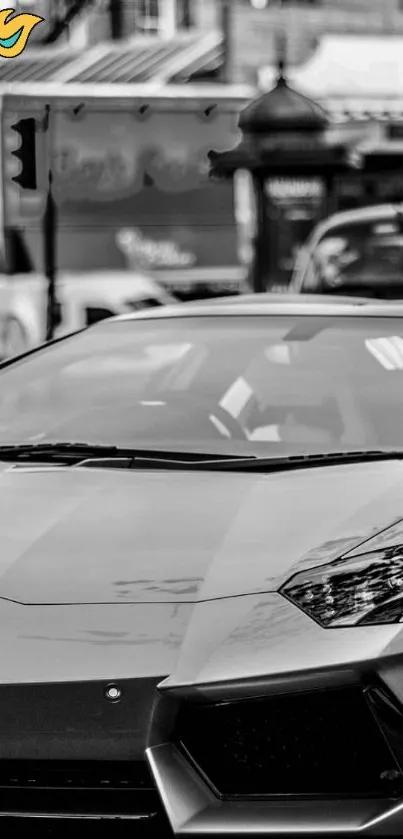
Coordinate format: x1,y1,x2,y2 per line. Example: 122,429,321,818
10,117,37,190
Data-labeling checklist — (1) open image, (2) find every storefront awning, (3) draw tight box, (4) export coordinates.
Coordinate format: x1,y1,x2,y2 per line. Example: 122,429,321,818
0,31,223,85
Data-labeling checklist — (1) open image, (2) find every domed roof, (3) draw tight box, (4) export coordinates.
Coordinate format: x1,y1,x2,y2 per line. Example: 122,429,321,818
239,75,329,134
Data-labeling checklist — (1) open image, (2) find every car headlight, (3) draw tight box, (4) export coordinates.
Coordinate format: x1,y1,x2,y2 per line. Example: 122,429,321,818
280,527,403,628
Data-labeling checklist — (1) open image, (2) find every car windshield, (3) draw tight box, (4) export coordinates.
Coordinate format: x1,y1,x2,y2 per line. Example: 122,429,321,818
300,219,403,299
0,314,403,458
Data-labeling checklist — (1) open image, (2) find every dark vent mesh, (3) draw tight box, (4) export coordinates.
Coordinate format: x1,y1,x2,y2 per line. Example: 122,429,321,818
0,760,163,819
177,687,403,798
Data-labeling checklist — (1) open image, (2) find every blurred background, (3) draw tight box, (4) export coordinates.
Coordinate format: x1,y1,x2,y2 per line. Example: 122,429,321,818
0,0,403,354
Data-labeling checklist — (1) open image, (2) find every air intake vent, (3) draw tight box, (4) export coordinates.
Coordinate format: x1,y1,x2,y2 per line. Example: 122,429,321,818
0,760,164,821
177,686,403,799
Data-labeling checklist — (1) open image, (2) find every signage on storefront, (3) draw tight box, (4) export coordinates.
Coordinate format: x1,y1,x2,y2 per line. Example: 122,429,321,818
265,178,324,201
7,99,244,280
49,109,240,204
116,228,196,269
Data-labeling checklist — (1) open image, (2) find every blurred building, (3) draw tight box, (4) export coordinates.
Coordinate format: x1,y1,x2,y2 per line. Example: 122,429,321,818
6,0,403,292
12,0,219,50
227,0,403,84
2,0,223,81
10,1,403,57
9,1,403,82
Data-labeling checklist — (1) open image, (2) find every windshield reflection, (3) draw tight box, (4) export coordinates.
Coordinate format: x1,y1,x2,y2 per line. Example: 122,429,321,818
0,315,403,458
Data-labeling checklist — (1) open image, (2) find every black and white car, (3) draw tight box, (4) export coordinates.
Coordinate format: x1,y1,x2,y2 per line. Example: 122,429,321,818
0,297,402,833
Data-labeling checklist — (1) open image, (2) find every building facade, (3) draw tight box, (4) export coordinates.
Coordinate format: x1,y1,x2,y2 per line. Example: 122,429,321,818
13,0,220,48
15,0,403,68
228,0,403,83
9,0,403,291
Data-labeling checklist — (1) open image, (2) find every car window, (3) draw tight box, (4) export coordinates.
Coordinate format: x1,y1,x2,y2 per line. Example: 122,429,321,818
300,219,403,298
127,297,164,311
6,228,34,274
1,314,403,458
0,243,7,275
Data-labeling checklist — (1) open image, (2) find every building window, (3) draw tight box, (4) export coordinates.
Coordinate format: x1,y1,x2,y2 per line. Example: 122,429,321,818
249,0,321,6
138,0,181,35
138,0,160,32
277,0,321,4
177,0,193,28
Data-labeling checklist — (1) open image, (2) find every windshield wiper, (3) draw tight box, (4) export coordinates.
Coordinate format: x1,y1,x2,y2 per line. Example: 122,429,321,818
0,442,253,468
1,444,402,473
201,449,403,472
0,442,123,463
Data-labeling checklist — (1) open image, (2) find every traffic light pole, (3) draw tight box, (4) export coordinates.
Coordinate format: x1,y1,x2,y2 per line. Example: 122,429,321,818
220,0,231,83
43,105,60,342
44,171,58,342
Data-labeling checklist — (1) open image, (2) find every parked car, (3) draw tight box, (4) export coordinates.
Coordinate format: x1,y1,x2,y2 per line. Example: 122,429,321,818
0,269,177,360
0,228,177,358
1,298,403,833
290,203,403,299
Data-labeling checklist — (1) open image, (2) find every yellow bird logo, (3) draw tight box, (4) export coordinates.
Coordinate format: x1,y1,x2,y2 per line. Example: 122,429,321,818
0,8,43,58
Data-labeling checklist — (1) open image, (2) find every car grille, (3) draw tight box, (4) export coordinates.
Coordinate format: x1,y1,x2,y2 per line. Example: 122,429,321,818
176,686,403,799
0,759,166,823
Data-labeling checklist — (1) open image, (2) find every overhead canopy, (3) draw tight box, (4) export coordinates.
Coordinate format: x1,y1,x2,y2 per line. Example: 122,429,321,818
259,35,403,100
0,31,223,85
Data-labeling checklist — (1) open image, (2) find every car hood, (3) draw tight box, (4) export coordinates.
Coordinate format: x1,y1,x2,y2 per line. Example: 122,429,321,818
0,459,402,689
0,458,403,606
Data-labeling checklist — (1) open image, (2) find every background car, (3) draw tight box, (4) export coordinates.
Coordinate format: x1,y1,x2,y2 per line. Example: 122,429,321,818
290,203,403,300
186,292,374,306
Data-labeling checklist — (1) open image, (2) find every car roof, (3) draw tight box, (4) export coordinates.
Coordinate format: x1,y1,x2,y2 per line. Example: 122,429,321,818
182,293,376,306
308,203,403,240
112,294,403,322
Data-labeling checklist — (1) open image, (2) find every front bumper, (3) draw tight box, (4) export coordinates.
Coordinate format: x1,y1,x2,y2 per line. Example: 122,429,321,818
1,666,403,833
146,663,403,836
148,742,403,836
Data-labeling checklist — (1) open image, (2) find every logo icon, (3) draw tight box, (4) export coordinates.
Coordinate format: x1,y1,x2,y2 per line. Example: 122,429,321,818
0,8,43,58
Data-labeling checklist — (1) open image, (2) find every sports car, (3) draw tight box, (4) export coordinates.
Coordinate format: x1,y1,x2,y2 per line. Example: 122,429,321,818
2,297,403,834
